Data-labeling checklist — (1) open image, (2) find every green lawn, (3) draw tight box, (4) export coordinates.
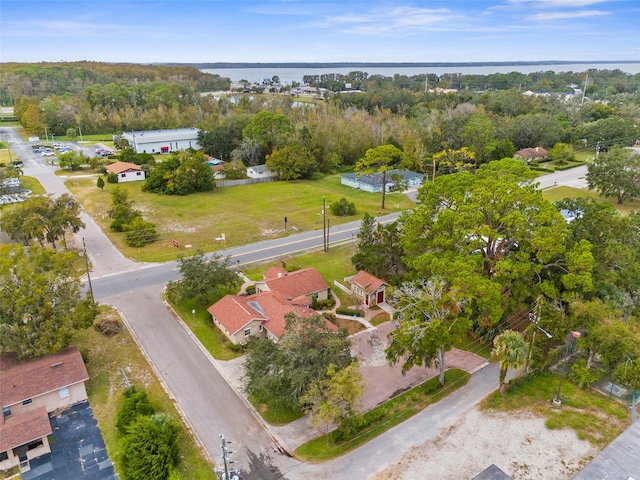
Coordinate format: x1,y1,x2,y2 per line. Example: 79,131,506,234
542,186,640,215
294,369,470,462
65,176,393,263
73,306,215,479
169,296,243,361
481,372,629,448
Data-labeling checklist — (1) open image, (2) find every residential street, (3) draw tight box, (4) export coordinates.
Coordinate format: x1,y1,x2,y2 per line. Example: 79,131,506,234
3,126,590,479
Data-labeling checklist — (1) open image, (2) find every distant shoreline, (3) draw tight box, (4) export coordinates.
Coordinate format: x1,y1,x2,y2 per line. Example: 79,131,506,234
165,60,639,69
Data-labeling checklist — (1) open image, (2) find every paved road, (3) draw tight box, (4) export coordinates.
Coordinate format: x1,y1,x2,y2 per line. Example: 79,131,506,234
2,126,591,479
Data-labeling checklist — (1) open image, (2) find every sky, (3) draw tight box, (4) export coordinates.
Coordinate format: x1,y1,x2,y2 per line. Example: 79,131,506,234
1,0,639,64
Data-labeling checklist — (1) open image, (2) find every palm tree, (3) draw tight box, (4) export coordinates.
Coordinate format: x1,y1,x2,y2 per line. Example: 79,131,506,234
492,330,528,394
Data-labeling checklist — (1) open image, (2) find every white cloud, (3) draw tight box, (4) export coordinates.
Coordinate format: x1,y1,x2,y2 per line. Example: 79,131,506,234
527,9,610,20
507,0,610,7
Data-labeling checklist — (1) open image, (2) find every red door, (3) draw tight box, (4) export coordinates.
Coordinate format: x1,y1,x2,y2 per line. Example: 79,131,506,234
377,290,384,304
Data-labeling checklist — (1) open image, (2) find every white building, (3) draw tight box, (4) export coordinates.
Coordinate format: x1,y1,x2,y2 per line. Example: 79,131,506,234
121,128,201,154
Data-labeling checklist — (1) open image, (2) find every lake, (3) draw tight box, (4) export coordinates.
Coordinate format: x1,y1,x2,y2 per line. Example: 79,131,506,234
202,63,640,85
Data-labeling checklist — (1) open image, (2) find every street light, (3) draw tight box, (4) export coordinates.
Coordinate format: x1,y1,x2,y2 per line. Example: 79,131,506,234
553,331,581,405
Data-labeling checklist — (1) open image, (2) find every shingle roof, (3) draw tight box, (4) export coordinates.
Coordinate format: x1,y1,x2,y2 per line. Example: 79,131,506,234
207,291,317,338
348,270,388,295
0,347,89,407
0,406,52,452
264,268,329,302
105,161,143,174
515,147,547,160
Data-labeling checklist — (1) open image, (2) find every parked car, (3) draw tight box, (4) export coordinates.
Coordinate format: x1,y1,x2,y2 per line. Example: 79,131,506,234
41,151,55,156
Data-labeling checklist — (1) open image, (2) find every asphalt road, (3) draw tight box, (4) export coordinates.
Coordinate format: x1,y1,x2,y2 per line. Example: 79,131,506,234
2,127,590,479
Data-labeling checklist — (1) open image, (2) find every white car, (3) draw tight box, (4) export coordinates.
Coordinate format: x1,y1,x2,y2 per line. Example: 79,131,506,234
41,151,55,156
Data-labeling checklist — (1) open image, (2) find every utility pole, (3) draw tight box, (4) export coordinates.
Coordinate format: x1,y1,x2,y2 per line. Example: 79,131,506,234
218,434,237,480
322,196,327,252
581,73,589,105
326,218,330,252
83,238,95,303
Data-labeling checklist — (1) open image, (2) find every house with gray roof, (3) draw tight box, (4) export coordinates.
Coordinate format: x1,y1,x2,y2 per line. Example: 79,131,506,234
121,128,201,154
341,169,424,193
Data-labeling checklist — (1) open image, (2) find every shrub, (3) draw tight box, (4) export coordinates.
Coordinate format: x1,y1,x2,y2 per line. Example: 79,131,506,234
116,386,155,432
123,218,159,247
336,307,362,316
107,172,118,183
330,197,357,216
93,317,122,336
245,284,256,295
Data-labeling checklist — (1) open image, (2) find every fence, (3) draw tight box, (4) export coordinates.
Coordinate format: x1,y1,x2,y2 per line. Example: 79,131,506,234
215,177,279,188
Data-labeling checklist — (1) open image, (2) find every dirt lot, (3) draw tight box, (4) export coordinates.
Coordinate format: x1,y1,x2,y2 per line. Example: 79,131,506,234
373,407,597,480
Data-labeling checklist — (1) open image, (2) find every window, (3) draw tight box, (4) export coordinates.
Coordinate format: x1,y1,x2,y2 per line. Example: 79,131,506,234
58,387,70,399
244,328,251,337
258,324,264,332
26,439,43,451
22,399,32,406
2,406,10,418
136,171,141,176
0,451,8,461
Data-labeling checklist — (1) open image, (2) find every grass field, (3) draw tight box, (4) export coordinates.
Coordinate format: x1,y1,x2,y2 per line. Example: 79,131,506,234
64,175,410,262
481,372,629,449
73,306,215,479
542,185,640,214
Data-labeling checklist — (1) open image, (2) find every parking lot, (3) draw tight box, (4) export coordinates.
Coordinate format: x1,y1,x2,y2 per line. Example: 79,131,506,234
23,402,117,480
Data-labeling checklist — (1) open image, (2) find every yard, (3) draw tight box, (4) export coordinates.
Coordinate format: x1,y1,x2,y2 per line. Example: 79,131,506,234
64,174,415,262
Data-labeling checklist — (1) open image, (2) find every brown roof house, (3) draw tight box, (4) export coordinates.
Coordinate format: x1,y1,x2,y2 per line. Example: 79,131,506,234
515,147,548,163
207,267,335,345
255,267,330,306
105,161,145,182
0,347,89,472
346,270,389,307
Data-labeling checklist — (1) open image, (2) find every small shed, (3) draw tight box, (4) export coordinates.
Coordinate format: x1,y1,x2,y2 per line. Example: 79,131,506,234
346,270,388,307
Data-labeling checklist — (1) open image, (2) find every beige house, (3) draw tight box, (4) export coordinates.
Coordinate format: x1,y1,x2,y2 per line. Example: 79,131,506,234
0,348,89,472
208,267,335,345
346,270,389,307
207,291,317,344
255,267,330,305
515,147,548,162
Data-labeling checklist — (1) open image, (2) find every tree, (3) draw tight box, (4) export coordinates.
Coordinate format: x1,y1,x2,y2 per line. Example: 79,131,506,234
116,386,156,432
230,137,263,166
356,144,406,210
492,330,528,394
97,176,105,191
587,147,640,204
120,413,180,480
400,158,592,325
547,143,575,165
243,111,294,155
266,145,317,180
301,363,364,437
0,244,96,359
0,194,85,249
143,151,214,195
386,277,471,386
243,314,352,409
109,187,141,232
351,213,406,284
123,217,159,248
58,151,86,171
167,250,241,305
330,198,356,216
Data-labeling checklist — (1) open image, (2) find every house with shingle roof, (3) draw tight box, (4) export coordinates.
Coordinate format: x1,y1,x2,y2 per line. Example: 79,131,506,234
207,291,320,344
255,267,330,305
346,270,389,307
207,267,336,344
0,347,89,471
341,169,424,193
104,161,145,182
515,147,548,162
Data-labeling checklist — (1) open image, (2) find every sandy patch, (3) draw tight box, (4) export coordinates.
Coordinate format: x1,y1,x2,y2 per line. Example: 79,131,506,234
372,408,597,480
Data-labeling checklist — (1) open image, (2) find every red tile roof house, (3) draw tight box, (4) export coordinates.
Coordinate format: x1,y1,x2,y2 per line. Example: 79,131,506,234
104,161,146,182
0,347,89,472
207,267,336,345
346,270,389,307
